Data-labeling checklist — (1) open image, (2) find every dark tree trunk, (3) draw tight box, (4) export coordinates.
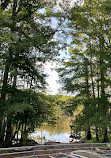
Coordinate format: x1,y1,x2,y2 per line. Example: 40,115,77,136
4,70,18,147
20,123,24,144
95,127,99,142
0,46,13,147
84,59,92,141
86,127,92,140
0,63,10,146
2,0,17,146
1,64,9,100
0,121,4,147
90,53,95,99
4,118,12,147
102,128,109,143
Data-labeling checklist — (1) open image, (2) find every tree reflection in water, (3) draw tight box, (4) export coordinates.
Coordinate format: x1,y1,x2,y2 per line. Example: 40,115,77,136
29,118,71,143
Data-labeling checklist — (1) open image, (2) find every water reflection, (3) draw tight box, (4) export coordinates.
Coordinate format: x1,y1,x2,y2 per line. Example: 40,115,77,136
30,130,70,143
29,120,71,143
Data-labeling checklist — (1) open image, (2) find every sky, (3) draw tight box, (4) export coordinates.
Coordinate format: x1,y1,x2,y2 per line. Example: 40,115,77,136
44,49,71,95
43,0,83,95
44,62,60,95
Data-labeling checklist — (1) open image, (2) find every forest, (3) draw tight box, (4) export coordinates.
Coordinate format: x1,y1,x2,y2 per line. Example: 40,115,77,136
0,0,111,147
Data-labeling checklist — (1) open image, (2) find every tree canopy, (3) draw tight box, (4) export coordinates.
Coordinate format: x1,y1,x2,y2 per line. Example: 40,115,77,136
58,0,111,142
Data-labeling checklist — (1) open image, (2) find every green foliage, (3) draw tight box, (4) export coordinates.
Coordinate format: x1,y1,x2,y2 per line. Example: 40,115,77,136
0,0,65,147
58,0,111,142
4,89,54,134
21,138,37,146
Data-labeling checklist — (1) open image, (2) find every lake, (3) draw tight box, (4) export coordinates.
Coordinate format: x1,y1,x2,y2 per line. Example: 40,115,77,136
29,119,72,144
29,129,70,143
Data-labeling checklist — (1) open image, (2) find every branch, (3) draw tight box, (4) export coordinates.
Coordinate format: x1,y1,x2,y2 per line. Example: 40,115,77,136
1,0,10,10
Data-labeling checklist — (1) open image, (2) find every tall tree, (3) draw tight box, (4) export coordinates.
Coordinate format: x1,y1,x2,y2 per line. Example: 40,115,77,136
58,0,111,142
0,0,63,147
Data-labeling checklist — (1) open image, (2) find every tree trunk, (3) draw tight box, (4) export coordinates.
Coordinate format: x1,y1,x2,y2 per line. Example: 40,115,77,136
4,118,12,147
20,123,24,144
0,62,10,146
84,59,92,141
1,0,18,147
102,128,109,142
0,46,13,147
86,127,92,140
0,121,4,147
4,69,18,147
95,127,99,142
90,53,95,99
99,36,108,142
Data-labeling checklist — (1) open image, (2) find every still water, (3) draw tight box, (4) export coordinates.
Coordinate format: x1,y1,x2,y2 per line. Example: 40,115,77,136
29,119,71,143
30,130,70,143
